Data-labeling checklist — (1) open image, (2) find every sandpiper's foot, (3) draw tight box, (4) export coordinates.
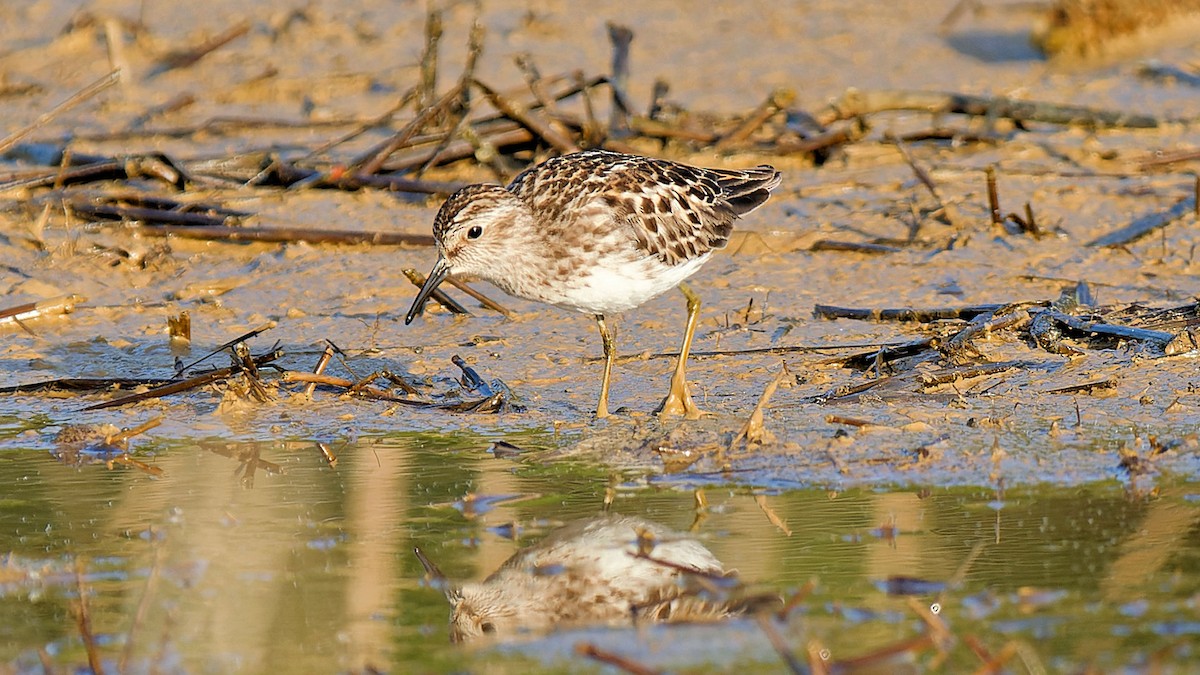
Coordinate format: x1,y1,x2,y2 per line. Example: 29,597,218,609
656,370,705,419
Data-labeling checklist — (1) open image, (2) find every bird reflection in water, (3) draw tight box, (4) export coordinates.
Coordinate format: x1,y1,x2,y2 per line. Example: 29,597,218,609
416,514,775,643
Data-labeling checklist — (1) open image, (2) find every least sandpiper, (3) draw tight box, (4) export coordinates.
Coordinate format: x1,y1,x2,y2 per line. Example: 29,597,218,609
416,514,750,642
405,149,781,418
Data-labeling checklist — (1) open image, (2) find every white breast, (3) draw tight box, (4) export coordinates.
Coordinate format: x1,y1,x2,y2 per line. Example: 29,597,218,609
547,253,711,315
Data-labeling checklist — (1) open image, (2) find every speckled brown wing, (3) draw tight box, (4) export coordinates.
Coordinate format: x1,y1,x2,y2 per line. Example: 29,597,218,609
509,150,781,267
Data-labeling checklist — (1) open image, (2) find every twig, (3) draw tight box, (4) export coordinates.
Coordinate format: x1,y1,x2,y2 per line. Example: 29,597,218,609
147,20,250,77
1031,308,1175,346
754,494,792,536
402,268,470,317
84,350,283,411
299,87,418,161
442,276,512,316
887,133,963,226
474,79,580,154
575,643,662,675
350,84,464,174
941,308,1030,359
810,240,901,254
176,323,276,376
716,88,795,150
0,294,86,329
282,372,429,405
918,361,1026,390
70,201,232,227
0,69,121,156
814,304,1005,322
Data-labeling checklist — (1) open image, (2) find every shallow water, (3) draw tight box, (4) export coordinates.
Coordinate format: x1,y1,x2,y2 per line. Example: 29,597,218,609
3,0,1200,671
0,430,1195,672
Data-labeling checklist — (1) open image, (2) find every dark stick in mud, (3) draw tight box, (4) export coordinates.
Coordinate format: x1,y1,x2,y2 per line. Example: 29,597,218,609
810,239,902,254
814,304,1006,322
1087,194,1198,247
986,165,1002,228
129,224,436,247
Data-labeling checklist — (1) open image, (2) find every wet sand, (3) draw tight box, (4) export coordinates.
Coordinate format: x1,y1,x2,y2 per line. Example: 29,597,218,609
2,2,1200,483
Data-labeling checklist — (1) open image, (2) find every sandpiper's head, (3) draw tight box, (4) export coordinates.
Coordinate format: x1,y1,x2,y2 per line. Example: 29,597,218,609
448,583,522,643
405,184,531,324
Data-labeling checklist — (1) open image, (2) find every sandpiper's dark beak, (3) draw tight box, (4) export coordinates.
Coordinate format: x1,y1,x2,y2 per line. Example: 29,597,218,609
405,257,450,324
413,546,457,603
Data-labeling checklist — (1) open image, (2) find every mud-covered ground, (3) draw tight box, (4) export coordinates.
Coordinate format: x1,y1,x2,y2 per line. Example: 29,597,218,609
3,0,1200,485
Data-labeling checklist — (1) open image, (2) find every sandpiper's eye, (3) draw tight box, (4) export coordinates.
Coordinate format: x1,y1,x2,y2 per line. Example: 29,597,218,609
467,225,483,240
480,621,496,634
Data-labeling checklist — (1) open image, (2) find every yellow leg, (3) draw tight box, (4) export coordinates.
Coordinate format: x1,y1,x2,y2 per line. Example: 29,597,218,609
595,315,615,419
656,283,705,419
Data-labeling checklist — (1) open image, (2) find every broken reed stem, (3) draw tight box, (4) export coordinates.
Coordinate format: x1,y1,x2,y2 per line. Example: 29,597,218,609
304,344,336,398
606,23,634,136
0,69,121,156
418,10,443,112
986,166,1002,228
